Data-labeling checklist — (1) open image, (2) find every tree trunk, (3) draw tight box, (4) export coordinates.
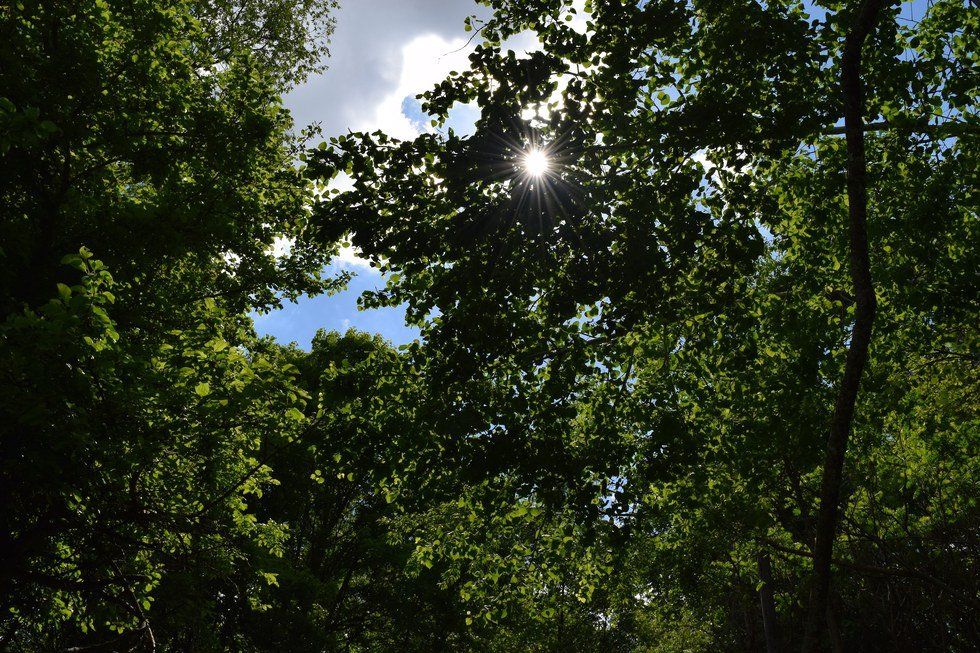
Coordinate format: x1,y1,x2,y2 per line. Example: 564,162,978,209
757,551,782,653
826,593,845,653
801,1,883,651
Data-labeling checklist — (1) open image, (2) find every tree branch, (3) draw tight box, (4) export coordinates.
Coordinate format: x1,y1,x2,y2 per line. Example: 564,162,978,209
764,539,980,612
823,119,976,137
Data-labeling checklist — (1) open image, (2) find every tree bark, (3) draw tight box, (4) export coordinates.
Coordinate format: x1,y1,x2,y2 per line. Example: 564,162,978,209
801,1,883,651
757,551,782,653
826,594,845,653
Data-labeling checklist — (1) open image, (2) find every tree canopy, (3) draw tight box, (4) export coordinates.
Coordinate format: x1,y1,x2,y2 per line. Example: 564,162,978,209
1,0,977,651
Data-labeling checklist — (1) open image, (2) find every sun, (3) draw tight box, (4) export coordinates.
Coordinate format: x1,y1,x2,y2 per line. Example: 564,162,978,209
523,148,550,176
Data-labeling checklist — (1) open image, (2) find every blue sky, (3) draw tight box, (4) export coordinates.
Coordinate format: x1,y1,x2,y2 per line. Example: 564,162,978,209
253,262,420,347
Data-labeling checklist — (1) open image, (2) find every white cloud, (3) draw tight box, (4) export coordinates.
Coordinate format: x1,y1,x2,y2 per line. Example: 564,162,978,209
333,244,373,270
269,235,295,258
269,237,373,273
285,0,489,135
327,171,355,194
355,33,474,140
569,0,591,35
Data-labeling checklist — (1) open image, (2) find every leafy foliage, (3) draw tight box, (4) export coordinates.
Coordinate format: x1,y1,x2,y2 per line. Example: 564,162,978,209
0,0,339,648
1,0,977,651
305,0,978,650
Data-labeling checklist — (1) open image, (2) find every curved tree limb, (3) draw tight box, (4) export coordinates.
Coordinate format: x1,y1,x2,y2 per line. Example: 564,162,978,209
801,1,884,651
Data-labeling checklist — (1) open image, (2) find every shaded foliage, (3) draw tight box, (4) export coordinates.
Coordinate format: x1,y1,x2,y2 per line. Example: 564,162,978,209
308,0,978,650
1,0,977,651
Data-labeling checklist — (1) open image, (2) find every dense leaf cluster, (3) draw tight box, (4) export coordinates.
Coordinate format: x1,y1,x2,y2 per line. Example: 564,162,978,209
310,0,978,650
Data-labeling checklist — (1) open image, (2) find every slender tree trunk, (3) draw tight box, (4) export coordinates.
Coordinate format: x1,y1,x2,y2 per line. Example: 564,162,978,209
757,551,782,653
801,1,883,651
327,564,356,630
743,600,759,652
826,594,845,653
